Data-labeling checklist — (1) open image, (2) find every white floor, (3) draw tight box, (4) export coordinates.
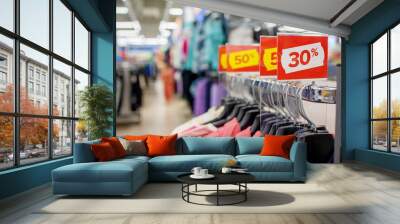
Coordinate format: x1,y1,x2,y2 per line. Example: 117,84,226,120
1,163,400,224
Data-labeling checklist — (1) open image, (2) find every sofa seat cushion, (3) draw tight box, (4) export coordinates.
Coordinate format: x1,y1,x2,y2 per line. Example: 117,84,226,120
236,155,293,172
53,159,147,183
149,155,235,172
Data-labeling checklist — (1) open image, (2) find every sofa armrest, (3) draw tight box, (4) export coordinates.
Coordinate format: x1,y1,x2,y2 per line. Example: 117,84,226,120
289,141,307,181
73,140,100,163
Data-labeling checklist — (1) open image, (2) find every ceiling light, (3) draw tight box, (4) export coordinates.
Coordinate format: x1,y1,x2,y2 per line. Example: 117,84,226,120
117,21,141,30
116,6,128,14
160,29,171,37
159,21,178,30
169,8,183,16
117,30,140,37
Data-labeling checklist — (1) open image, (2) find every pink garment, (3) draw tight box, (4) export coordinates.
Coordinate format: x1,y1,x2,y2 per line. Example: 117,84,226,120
205,131,221,137
178,125,216,137
235,127,252,137
253,131,263,137
218,118,241,137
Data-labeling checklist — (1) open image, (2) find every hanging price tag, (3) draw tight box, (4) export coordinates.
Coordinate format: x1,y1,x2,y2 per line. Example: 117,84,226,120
226,45,260,73
277,35,328,80
218,46,228,72
260,36,277,77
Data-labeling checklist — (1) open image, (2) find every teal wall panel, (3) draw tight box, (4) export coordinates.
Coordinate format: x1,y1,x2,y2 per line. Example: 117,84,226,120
0,0,116,200
343,0,400,171
0,158,72,199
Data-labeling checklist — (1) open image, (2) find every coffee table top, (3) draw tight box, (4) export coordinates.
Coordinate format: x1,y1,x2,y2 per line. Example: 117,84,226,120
177,172,255,185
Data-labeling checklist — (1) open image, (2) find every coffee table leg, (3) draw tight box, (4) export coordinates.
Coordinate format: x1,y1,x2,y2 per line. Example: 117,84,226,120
245,183,247,201
216,184,219,206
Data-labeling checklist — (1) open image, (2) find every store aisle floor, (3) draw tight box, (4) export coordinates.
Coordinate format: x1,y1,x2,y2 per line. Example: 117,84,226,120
117,79,192,136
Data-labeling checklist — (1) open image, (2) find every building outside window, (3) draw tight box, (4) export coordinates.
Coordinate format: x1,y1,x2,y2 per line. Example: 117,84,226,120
0,0,91,170
371,23,400,154
28,81,34,94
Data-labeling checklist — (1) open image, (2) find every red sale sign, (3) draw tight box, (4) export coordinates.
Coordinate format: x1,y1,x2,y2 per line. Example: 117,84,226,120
226,45,260,73
218,45,228,72
277,35,328,80
259,36,277,77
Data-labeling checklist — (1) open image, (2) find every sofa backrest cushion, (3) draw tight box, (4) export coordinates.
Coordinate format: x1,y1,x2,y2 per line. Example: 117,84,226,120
236,137,264,155
73,140,100,163
177,137,235,155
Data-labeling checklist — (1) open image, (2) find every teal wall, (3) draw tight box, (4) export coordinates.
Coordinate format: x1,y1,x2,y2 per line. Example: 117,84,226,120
343,0,400,171
0,0,116,200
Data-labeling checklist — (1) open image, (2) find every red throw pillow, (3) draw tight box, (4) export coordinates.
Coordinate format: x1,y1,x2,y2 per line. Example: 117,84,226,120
124,135,149,141
91,142,117,161
146,134,177,157
260,135,296,159
101,137,126,158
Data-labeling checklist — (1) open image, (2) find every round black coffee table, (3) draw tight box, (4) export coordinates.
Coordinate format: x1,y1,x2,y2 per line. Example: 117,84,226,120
177,173,255,206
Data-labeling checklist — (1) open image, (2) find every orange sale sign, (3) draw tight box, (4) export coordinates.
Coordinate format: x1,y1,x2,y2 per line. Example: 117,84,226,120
218,45,228,72
277,35,328,80
226,45,260,73
260,36,277,77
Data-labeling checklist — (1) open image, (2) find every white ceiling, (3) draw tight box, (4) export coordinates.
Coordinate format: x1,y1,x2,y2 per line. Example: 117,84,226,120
117,0,384,38
169,0,384,37
226,0,352,22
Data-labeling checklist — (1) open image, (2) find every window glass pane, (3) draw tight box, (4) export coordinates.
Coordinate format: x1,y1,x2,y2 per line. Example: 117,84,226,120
0,35,14,112
391,120,400,153
20,0,49,49
20,117,49,165
20,44,49,115
53,59,72,117
372,121,388,151
0,0,14,31
372,76,387,119
75,120,88,143
0,116,13,170
372,33,387,76
391,24,400,70
53,0,72,60
53,119,72,157
391,72,400,117
74,69,89,118
74,18,89,70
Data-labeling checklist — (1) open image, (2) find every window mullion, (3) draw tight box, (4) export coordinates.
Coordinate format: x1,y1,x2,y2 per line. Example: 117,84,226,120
48,0,54,160
71,10,76,155
13,0,20,167
388,30,391,152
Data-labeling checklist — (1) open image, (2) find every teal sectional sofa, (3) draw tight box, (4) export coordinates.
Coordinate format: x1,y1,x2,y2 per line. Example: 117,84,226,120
52,137,307,196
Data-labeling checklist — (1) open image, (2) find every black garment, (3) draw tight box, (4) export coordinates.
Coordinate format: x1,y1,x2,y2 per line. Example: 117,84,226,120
276,125,303,135
239,109,259,130
237,105,258,121
262,118,283,134
213,103,247,127
116,72,124,115
250,113,275,135
182,70,198,111
260,116,278,132
297,132,334,163
130,70,142,111
203,101,237,124
269,121,294,135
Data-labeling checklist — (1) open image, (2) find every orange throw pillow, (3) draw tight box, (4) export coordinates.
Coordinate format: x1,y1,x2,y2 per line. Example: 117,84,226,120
91,142,117,161
124,135,149,141
146,134,178,157
260,135,296,159
101,137,126,158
